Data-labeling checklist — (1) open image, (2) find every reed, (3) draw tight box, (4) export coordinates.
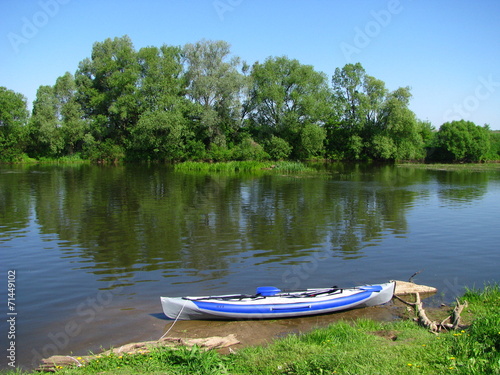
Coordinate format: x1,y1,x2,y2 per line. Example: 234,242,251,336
174,161,317,173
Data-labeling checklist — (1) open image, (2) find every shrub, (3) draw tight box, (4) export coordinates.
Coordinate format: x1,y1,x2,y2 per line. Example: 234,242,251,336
233,137,269,161
436,120,491,162
265,136,292,160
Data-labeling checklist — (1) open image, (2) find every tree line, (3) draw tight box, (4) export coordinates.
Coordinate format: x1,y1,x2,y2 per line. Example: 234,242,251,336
1,35,499,163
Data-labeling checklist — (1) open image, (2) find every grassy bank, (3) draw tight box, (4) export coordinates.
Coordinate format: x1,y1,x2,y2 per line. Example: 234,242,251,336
4,284,499,375
397,162,500,172
0,154,91,165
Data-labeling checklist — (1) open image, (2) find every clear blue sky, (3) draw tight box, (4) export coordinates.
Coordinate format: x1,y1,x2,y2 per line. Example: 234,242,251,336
2,0,499,129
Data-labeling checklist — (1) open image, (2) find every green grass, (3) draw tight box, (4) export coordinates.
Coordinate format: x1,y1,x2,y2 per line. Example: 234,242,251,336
5,284,499,375
397,162,500,172
450,283,500,374
0,154,90,165
174,161,317,174
35,154,90,164
230,319,458,374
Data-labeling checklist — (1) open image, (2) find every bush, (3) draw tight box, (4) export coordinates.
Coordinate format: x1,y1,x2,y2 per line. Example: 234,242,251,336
485,131,500,161
83,137,125,163
436,120,490,162
297,123,326,159
265,136,292,160
205,144,233,162
233,137,269,161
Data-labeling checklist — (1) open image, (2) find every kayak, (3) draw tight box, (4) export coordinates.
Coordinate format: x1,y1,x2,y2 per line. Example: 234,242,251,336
160,281,395,320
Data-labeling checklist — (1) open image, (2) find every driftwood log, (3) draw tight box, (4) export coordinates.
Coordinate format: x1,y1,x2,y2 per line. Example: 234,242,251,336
394,292,468,333
37,334,240,372
393,280,437,295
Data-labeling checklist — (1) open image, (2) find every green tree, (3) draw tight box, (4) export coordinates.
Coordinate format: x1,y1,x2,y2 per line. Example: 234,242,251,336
298,123,327,159
436,120,490,162
28,73,87,158
182,40,245,149
76,35,140,152
487,131,500,160
246,56,331,159
331,64,426,161
332,63,373,131
371,87,425,161
419,120,435,147
136,45,186,113
232,136,268,161
0,87,29,161
330,63,388,159
130,111,188,161
54,72,87,155
265,135,292,160
28,85,64,157
129,45,193,161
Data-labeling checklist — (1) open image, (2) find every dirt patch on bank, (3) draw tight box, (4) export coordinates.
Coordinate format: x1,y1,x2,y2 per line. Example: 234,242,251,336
157,304,403,354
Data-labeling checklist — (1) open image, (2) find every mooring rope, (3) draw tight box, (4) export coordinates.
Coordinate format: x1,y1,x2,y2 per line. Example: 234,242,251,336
158,299,188,341
66,356,83,367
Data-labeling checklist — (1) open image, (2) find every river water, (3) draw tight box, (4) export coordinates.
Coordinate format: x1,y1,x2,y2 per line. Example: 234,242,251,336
1,163,499,369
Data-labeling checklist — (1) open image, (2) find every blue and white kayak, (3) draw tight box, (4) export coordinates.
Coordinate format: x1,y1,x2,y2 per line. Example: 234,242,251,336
160,282,395,320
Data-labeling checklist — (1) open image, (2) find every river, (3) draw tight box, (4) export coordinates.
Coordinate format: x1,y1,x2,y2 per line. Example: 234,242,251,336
1,163,499,369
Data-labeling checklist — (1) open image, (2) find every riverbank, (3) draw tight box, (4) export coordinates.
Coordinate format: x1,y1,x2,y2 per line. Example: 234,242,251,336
5,284,499,375
397,162,500,172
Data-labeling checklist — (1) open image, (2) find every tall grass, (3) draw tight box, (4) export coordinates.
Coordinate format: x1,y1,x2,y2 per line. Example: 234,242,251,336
397,163,500,172
174,161,317,174
32,154,90,165
450,283,500,374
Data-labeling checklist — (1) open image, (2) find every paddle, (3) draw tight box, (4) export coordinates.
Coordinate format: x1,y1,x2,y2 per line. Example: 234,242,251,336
256,285,342,298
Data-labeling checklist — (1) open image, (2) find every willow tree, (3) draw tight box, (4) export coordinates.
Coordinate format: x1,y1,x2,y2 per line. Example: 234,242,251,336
28,73,86,158
29,85,62,157
331,63,426,161
75,36,140,160
182,40,245,150
246,56,332,159
0,87,29,161
129,45,193,161
54,72,86,155
330,63,387,159
371,87,426,161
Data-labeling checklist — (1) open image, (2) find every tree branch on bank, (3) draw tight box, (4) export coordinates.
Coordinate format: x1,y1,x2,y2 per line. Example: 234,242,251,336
394,292,468,333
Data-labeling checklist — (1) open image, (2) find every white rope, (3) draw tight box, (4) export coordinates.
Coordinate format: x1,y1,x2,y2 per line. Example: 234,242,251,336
66,356,83,367
158,299,188,341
